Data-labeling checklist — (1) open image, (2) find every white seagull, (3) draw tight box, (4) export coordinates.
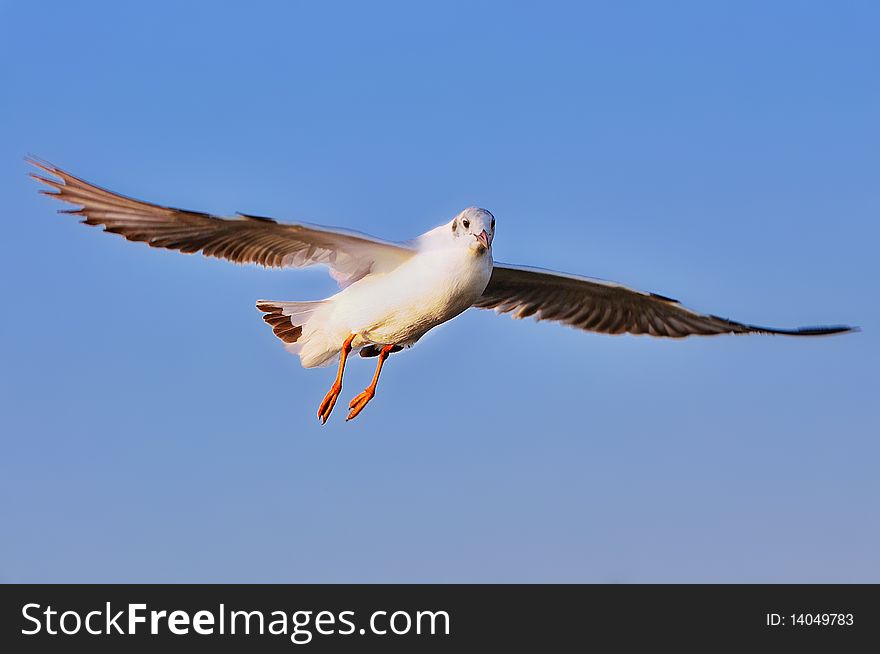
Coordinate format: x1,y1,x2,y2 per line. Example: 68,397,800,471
30,160,854,422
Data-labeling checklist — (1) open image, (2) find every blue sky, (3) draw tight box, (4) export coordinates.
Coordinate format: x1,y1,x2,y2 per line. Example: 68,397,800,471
1,1,877,582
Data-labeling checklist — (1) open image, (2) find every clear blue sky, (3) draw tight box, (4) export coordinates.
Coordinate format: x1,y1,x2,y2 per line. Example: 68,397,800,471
1,1,877,582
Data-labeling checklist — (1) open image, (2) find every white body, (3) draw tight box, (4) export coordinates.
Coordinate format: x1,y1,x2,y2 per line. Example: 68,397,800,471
288,219,495,367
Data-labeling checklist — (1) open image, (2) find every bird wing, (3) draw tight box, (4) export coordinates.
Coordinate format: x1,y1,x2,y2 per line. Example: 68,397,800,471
474,263,854,337
29,159,415,288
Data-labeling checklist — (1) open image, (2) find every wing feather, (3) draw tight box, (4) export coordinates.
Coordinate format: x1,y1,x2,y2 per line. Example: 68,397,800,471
29,159,414,288
475,263,854,338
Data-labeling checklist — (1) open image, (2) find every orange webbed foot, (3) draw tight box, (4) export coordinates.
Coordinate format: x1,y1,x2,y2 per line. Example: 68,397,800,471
317,383,342,424
317,334,355,424
346,388,376,422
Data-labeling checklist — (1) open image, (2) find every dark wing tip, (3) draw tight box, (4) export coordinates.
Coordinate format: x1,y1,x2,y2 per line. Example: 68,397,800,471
797,324,859,336
756,324,858,337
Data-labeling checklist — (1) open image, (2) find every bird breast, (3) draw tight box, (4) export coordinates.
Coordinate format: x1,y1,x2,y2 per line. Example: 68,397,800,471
338,246,493,345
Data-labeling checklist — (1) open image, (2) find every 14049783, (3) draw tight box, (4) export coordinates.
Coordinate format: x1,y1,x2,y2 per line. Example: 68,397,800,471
765,613,854,627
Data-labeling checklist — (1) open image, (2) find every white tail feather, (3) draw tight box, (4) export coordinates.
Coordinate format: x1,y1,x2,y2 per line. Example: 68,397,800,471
256,299,340,368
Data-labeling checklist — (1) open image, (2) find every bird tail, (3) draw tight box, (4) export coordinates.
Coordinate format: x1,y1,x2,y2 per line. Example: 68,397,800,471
256,299,339,368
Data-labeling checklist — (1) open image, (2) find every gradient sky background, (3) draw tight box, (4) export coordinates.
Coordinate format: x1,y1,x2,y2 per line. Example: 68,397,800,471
1,1,877,582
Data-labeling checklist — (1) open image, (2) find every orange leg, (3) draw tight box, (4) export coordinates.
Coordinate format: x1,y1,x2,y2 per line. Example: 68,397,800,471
317,334,356,424
346,344,396,422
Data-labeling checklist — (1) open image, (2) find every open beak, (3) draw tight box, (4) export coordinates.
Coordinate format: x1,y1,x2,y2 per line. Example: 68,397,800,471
475,229,491,250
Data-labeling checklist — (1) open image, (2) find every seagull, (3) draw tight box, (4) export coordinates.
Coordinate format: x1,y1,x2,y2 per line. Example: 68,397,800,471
29,159,855,422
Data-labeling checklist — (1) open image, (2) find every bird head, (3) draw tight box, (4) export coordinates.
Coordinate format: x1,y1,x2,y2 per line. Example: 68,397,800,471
450,207,495,255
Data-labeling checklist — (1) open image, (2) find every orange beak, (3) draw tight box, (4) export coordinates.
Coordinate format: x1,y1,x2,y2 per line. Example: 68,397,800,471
475,229,491,250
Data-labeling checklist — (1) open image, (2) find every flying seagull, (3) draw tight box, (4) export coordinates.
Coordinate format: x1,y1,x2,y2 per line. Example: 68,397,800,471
29,159,854,423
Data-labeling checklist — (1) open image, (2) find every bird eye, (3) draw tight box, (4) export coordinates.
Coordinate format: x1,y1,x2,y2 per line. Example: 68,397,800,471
491,218,495,229
462,219,470,229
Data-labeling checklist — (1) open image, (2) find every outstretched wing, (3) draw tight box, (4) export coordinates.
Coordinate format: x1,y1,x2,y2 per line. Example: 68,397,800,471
29,159,415,288
475,263,854,337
